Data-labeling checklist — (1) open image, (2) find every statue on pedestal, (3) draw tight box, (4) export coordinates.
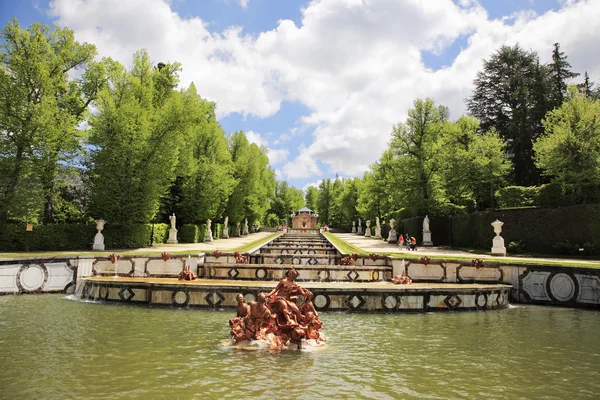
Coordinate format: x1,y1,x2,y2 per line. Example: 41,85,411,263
167,213,178,244
357,218,363,235
374,217,382,239
365,220,372,237
222,216,229,239
387,218,397,243
92,219,105,250
205,219,213,242
422,215,433,246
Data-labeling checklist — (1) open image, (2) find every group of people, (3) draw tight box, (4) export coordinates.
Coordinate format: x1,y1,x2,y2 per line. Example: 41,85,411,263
397,233,417,251
229,268,325,350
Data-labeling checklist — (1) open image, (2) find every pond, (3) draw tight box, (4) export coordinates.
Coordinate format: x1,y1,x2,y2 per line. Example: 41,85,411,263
0,295,598,399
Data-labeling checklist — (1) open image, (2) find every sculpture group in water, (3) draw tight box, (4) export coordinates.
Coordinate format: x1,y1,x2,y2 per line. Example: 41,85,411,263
229,268,326,350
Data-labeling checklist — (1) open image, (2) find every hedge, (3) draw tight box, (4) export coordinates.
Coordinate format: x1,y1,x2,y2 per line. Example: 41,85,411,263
448,204,600,253
179,222,223,243
0,223,169,251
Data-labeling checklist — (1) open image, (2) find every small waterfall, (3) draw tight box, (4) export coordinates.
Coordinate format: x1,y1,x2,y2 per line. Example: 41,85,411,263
74,280,86,299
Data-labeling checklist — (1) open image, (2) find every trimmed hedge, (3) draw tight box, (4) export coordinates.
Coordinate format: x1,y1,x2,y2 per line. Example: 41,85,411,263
449,204,600,253
0,223,96,251
0,223,169,251
180,224,200,243
179,223,224,243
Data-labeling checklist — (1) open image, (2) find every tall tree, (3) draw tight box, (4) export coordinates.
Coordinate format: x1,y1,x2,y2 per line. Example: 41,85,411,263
578,71,595,98
224,131,275,225
316,178,331,224
548,43,580,109
0,19,101,229
87,50,186,224
466,44,549,186
305,186,318,211
163,84,235,224
389,98,448,214
439,116,511,211
534,89,600,190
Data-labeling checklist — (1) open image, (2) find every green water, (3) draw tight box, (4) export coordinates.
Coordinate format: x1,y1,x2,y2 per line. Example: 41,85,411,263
0,295,599,399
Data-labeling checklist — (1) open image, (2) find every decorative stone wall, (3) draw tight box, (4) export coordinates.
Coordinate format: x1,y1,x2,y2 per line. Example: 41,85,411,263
79,278,511,312
0,259,77,295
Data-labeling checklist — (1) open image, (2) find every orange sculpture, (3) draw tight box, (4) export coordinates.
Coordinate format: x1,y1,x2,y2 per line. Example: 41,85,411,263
229,268,325,350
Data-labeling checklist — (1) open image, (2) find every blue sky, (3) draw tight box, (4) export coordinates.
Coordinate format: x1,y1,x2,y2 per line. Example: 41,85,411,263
1,0,597,190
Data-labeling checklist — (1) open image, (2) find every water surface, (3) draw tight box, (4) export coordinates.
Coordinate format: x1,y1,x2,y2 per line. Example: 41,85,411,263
0,295,598,399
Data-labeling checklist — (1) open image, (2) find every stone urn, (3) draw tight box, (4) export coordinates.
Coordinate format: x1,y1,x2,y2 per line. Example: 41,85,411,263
491,219,506,256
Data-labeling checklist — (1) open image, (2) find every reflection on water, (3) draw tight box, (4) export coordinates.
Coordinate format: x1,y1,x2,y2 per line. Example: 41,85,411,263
1,295,599,399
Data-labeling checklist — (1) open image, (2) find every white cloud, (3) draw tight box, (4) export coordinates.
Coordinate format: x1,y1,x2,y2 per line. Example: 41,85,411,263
302,179,322,193
244,130,266,147
238,0,249,9
244,130,289,165
267,148,290,165
48,0,600,183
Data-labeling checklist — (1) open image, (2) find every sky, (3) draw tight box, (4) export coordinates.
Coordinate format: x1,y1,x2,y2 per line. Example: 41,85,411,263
2,0,600,191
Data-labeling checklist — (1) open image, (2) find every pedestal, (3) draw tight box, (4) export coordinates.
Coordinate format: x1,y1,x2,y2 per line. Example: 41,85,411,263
167,228,178,244
205,229,213,242
365,227,371,237
374,227,382,239
352,225,356,234
92,233,105,251
491,236,506,256
422,231,433,246
357,227,363,235
388,230,397,243
222,226,229,239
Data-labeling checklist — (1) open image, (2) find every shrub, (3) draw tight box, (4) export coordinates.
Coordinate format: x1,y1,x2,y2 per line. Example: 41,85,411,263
507,240,526,254
553,240,579,255
180,224,200,243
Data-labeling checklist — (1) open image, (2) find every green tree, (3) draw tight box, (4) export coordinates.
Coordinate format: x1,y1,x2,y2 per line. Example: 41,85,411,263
224,131,275,225
578,71,595,98
534,90,600,189
389,98,448,214
305,186,318,212
439,116,511,211
0,19,101,229
316,178,331,224
548,43,580,109
164,84,235,224
267,180,304,225
466,44,549,186
87,50,186,224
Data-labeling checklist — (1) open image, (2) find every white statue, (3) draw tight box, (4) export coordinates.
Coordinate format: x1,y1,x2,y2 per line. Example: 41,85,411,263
92,219,105,250
222,216,229,239
167,213,178,244
387,218,397,243
236,221,241,236
491,219,506,256
205,219,213,242
365,219,372,237
352,220,356,233
357,218,363,235
243,218,249,235
374,217,382,239
422,215,433,246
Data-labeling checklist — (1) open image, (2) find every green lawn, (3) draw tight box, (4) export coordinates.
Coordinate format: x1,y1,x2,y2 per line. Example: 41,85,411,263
325,233,600,269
